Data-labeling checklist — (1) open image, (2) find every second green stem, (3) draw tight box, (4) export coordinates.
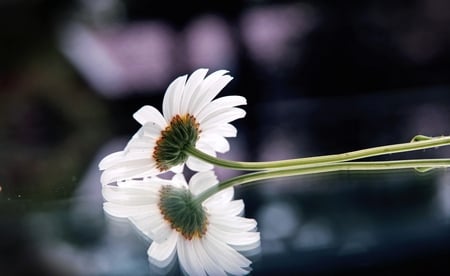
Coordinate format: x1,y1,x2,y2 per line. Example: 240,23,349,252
187,135,450,171
195,158,450,203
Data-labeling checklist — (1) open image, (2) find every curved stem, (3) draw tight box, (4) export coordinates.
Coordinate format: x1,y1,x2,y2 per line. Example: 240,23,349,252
187,135,450,171
195,158,450,203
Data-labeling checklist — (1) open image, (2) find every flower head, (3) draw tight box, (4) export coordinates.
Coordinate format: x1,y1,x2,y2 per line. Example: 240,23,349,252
102,171,260,275
99,68,246,184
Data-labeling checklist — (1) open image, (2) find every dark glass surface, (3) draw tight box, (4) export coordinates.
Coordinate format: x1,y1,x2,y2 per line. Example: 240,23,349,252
2,89,449,275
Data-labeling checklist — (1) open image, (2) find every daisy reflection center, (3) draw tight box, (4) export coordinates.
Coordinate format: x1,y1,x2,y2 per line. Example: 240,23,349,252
158,185,208,240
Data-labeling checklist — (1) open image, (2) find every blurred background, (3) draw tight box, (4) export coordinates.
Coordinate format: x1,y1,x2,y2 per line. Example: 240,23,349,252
1,0,450,275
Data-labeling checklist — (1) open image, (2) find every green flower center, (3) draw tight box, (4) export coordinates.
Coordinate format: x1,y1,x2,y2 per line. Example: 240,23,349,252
153,114,201,171
158,185,208,240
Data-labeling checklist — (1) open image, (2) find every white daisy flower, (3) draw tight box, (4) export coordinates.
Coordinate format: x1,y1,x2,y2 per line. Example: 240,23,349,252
99,68,247,184
102,171,260,276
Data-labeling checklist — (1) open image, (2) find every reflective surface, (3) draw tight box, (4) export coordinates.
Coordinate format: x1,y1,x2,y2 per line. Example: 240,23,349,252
2,89,450,275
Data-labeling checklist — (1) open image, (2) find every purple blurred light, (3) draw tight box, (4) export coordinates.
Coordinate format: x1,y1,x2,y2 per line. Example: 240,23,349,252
183,15,237,70
59,22,176,98
240,4,316,68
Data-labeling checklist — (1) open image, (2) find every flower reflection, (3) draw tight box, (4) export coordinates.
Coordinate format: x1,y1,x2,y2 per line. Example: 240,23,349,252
102,171,260,275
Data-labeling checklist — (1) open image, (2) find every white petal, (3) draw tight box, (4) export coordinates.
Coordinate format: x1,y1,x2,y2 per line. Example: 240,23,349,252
189,171,218,196
147,230,178,263
199,133,230,153
163,75,187,122
133,105,167,128
208,216,257,232
206,199,244,217
134,215,173,242
103,202,155,218
185,141,216,172
170,164,184,174
102,186,158,205
177,239,206,276
202,233,251,275
171,173,189,188
192,238,227,276
185,157,214,172
190,71,232,115
100,164,159,185
148,244,177,270
123,132,158,154
120,150,152,161
102,157,152,170
180,68,209,114
201,107,246,130
162,74,188,120
205,123,237,137
187,239,210,276
196,95,247,122
127,145,152,156
208,224,260,250
130,212,172,242
98,151,124,170
140,123,164,139
121,178,170,188
204,187,234,206
123,146,153,157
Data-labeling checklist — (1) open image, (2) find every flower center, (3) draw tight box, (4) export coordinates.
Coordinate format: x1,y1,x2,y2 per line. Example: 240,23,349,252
158,185,208,240
153,114,201,171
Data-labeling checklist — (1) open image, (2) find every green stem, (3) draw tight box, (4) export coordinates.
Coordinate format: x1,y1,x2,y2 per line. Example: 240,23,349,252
195,158,450,203
187,135,450,171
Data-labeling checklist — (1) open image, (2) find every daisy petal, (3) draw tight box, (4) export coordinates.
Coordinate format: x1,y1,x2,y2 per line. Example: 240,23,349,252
190,71,232,114
170,173,189,189
103,202,154,218
201,107,246,130
186,157,214,172
205,187,234,206
134,213,173,243
140,123,163,139
206,123,238,137
189,171,218,196
147,230,178,263
98,151,124,170
100,163,159,185
209,224,260,250
102,157,153,170
206,199,245,217
122,178,170,188
102,186,159,205
118,150,151,161
177,239,206,276
180,68,209,114
192,238,227,276
170,164,184,174
130,212,173,242
162,74,188,120
203,233,252,275
200,133,230,153
209,216,257,232
185,143,215,172
133,105,167,128
197,95,247,122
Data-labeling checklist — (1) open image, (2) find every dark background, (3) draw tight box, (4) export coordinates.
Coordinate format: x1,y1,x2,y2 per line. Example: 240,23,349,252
1,0,450,275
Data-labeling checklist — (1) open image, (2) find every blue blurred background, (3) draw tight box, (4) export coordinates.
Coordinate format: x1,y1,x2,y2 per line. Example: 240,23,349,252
1,0,450,275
